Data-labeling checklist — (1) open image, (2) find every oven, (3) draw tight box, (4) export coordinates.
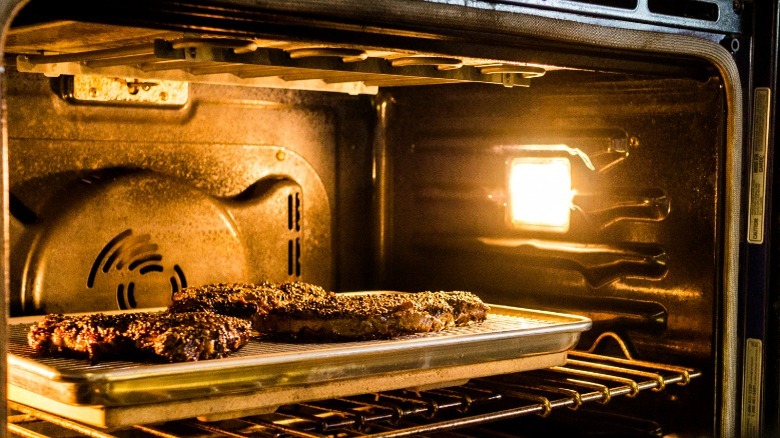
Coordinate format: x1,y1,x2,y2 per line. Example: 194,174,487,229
0,0,772,436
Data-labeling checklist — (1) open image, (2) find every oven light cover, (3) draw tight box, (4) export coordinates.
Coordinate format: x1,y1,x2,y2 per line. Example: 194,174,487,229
508,156,573,233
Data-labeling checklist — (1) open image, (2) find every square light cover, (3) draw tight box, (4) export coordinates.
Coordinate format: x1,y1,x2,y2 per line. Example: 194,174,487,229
508,157,573,232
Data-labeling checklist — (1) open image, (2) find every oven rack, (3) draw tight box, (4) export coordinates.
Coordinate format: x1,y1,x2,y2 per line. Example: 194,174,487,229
13,35,548,97
7,345,700,437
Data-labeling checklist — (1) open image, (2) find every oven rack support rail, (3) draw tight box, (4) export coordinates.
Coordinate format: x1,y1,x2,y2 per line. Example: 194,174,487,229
15,37,546,96
6,348,701,438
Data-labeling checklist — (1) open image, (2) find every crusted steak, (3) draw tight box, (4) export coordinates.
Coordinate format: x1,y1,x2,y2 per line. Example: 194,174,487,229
27,311,253,363
168,281,330,317
169,282,490,342
423,291,491,326
254,291,455,341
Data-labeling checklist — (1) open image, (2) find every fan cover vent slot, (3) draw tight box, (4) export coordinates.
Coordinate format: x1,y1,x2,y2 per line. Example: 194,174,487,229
88,229,187,309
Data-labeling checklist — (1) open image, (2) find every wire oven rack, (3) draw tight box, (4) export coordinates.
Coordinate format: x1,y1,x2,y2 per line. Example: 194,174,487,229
7,333,700,438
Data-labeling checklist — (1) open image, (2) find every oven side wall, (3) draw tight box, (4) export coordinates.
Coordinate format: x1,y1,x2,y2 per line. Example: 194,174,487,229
0,2,31,436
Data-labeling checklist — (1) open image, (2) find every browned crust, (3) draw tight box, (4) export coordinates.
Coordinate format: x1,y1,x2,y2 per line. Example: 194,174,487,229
27,311,253,363
169,282,490,342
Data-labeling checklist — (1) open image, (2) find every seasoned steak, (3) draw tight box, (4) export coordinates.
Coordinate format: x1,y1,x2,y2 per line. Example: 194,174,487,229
27,313,134,362
27,311,253,363
168,281,330,317
169,282,490,342
420,291,490,326
254,292,455,341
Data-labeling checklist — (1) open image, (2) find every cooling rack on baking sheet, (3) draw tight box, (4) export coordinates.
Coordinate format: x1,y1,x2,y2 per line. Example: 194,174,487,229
6,304,591,428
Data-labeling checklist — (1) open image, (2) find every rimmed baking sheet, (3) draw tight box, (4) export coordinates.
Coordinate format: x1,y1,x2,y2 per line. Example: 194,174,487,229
7,304,591,427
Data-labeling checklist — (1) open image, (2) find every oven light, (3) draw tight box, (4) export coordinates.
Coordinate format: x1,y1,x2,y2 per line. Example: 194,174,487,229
508,157,573,232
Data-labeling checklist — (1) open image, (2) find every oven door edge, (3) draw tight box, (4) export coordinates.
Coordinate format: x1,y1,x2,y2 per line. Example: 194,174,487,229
0,2,744,436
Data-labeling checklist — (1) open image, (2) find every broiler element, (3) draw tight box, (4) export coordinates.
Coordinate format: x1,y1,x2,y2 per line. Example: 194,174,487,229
14,35,549,96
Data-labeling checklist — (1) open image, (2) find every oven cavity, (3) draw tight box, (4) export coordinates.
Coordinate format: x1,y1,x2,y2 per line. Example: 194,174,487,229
0,1,739,436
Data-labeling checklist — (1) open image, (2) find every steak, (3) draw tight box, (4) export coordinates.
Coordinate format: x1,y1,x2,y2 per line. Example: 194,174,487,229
27,311,253,363
168,281,330,317
424,290,491,325
254,291,454,341
169,282,490,342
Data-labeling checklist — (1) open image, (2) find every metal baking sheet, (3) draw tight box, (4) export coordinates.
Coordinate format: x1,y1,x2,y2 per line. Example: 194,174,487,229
7,304,591,415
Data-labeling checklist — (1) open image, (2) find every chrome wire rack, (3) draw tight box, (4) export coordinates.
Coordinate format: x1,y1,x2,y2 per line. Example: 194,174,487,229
7,333,700,438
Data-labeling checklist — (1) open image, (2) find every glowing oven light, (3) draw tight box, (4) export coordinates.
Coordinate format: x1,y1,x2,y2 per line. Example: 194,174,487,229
508,157,573,232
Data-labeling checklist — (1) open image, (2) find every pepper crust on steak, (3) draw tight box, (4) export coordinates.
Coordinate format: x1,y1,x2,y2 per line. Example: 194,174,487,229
168,281,330,317
169,282,490,342
254,292,454,341
27,311,253,363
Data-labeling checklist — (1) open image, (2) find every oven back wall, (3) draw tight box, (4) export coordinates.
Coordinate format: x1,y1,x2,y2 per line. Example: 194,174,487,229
5,69,374,315
383,75,725,366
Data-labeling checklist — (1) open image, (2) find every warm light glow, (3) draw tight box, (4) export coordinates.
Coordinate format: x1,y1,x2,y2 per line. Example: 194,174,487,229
508,157,573,232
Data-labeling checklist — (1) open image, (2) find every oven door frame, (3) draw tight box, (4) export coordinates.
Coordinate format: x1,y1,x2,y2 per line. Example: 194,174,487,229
747,1,780,437
0,1,745,436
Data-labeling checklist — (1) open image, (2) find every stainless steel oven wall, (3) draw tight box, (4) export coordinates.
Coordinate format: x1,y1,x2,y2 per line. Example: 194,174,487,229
4,68,374,315
383,77,724,361
379,76,724,434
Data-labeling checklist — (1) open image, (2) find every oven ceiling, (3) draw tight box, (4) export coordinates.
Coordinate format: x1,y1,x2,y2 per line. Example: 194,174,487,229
6,21,562,95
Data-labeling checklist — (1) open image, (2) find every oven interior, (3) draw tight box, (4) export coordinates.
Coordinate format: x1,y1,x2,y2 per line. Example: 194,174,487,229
2,2,733,437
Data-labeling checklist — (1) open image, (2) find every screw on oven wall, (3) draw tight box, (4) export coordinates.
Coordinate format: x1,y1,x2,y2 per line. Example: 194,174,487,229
721,36,741,54
730,38,740,53
733,0,744,13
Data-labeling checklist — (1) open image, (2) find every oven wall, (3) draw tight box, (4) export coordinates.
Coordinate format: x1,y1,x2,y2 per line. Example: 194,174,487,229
377,72,725,371
5,68,376,316
370,74,727,435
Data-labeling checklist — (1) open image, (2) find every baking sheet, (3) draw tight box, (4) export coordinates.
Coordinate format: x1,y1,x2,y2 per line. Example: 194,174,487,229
7,304,590,422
